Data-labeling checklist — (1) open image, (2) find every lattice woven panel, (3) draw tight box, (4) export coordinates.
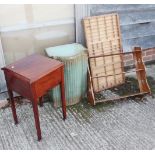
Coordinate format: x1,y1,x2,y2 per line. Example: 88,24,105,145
83,13,125,92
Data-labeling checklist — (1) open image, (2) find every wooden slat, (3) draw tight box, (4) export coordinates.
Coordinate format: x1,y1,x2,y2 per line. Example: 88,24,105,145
95,92,149,104
90,4,155,15
123,35,155,52
88,5,155,52
92,69,144,79
90,5,155,26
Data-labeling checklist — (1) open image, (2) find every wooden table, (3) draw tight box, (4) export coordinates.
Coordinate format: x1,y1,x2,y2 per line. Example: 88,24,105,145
1,54,66,141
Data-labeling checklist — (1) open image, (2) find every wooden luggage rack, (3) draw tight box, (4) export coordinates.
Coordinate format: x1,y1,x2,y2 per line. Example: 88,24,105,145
83,13,151,105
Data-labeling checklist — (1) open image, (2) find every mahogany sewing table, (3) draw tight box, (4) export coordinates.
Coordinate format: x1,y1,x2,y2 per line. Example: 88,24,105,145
2,54,66,141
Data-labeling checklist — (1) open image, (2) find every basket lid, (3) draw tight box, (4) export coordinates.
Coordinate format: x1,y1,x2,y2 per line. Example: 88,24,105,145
45,43,86,58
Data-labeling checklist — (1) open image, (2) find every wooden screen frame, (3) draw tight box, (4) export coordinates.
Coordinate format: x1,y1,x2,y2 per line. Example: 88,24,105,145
83,14,151,105
83,13,125,92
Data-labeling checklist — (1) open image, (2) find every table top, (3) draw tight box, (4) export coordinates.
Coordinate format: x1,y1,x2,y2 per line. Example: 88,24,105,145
2,54,63,82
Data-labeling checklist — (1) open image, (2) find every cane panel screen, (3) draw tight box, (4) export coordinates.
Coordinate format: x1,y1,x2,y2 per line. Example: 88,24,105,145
83,13,125,92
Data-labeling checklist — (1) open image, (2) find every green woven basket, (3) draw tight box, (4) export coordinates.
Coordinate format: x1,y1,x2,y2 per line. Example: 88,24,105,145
45,43,88,107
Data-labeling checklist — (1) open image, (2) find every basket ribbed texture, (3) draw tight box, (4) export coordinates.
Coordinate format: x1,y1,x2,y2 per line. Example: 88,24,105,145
45,43,88,107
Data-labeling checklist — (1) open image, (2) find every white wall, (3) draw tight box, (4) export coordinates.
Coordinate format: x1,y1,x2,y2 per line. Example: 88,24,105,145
0,4,75,64
0,4,74,27
0,37,6,91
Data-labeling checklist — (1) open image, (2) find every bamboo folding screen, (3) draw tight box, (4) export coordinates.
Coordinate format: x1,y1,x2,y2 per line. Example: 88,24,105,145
83,13,151,105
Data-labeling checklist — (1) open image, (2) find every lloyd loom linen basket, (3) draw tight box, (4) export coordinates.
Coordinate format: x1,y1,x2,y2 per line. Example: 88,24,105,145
45,43,88,107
